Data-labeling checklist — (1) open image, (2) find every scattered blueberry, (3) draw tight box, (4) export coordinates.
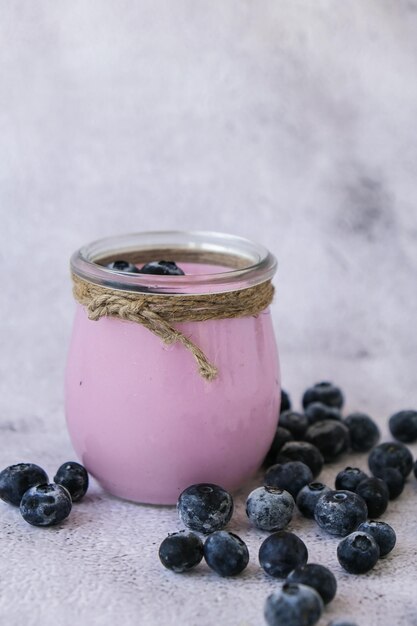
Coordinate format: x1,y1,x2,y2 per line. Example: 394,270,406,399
314,490,367,537
357,520,396,557
265,461,313,498
376,467,405,500
296,482,332,519
343,412,380,452
177,483,233,534
389,410,417,443
140,261,185,275
158,531,203,572
259,531,308,578
304,402,342,424
368,442,414,478
280,389,292,414
337,531,380,574
302,382,344,410
286,563,337,605
203,531,249,577
20,483,72,526
54,462,89,502
264,583,323,626
305,420,350,462
278,411,309,439
264,427,294,467
0,463,48,506
335,467,368,492
106,260,139,273
279,442,324,478
355,477,389,518
246,486,294,531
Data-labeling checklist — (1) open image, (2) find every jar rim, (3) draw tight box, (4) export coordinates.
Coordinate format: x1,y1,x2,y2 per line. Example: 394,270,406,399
70,230,277,295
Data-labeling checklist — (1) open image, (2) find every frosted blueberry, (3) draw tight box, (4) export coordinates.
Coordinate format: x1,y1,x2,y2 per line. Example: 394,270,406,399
296,482,332,519
246,486,294,531
0,463,48,506
265,461,313,498
177,483,233,534
314,490,367,537
302,382,344,410
335,467,368,492
106,260,139,273
158,531,203,572
54,462,89,502
203,531,249,577
337,531,380,574
20,483,72,526
259,531,308,578
304,402,342,424
140,261,185,275
357,520,396,557
264,583,323,626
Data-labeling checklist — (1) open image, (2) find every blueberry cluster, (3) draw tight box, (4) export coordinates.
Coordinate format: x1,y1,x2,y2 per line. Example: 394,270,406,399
0,461,89,526
158,381,416,626
106,260,185,276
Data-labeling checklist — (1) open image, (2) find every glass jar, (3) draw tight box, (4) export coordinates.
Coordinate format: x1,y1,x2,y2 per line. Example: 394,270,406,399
65,231,280,504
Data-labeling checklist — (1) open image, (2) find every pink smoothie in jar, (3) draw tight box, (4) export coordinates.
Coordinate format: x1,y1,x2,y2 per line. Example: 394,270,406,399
65,231,280,504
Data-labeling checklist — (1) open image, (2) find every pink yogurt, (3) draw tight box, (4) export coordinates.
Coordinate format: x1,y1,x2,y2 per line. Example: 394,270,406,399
65,233,280,504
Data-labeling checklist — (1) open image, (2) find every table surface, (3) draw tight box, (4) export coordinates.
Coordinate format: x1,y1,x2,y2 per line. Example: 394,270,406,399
1,352,416,626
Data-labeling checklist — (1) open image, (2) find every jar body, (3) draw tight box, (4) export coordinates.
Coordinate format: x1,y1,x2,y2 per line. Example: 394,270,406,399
65,304,280,504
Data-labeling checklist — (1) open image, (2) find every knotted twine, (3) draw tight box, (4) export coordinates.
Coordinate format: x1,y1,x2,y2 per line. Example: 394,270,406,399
72,273,274,381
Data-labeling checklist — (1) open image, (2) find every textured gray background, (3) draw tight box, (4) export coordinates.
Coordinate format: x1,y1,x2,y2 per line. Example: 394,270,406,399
1,2,417,625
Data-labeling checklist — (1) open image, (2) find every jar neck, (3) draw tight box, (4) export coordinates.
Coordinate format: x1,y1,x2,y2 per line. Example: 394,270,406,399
70,231,277,295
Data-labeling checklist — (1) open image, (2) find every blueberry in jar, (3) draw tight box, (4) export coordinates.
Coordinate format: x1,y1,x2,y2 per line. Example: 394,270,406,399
264,583,323,626
368,442,414,478
203,531,249,577
343,412,380,452
177,483,233,534
259,531,308,578
302,382,344,410
278,411,309,440
305,420,350,462
314,490,367,537
246,486,294,531
337,531,380,574
335,467,368,492
54,462,89,502
286,562,337,605
296,482,332,519
140,261,185,275
389,409,417,443
158,531,203,572
357,520,396,557
106,260,139,273
265,461,313,498
304,402,342,424
0,463,48,506
20,483,72,526
355,477,389,518
279,442,324,478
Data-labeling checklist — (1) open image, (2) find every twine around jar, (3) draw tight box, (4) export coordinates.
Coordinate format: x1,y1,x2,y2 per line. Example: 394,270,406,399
72,273,274,381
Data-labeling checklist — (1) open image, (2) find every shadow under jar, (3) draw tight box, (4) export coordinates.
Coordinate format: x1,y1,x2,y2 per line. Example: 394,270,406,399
66,231,280,504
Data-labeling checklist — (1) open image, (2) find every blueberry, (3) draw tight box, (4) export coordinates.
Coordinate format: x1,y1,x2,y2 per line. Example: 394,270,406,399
0,463,48,506
304,402,342,424
140,261,185,275
357,520,396,557
305,420,350,462
280,389,291,414
337,531,380,574
259,531,308,578
343,412,380,452
296,482,332,519
203,531,249,577
158,531,203,572
279,442,324,478
389,410,417,443
20,483,72,526
264,583,323,626
278,411,309,440
355,477,389,518
376,467,405,500
54,462,89,502
246,486,294,531
286,563,337,605
335,467,368,492
314,490,367,537
265,461,313,498
177,483,233,534
263,427,294,467
106,260,139,273
302,382,344,410
368,442,414,478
